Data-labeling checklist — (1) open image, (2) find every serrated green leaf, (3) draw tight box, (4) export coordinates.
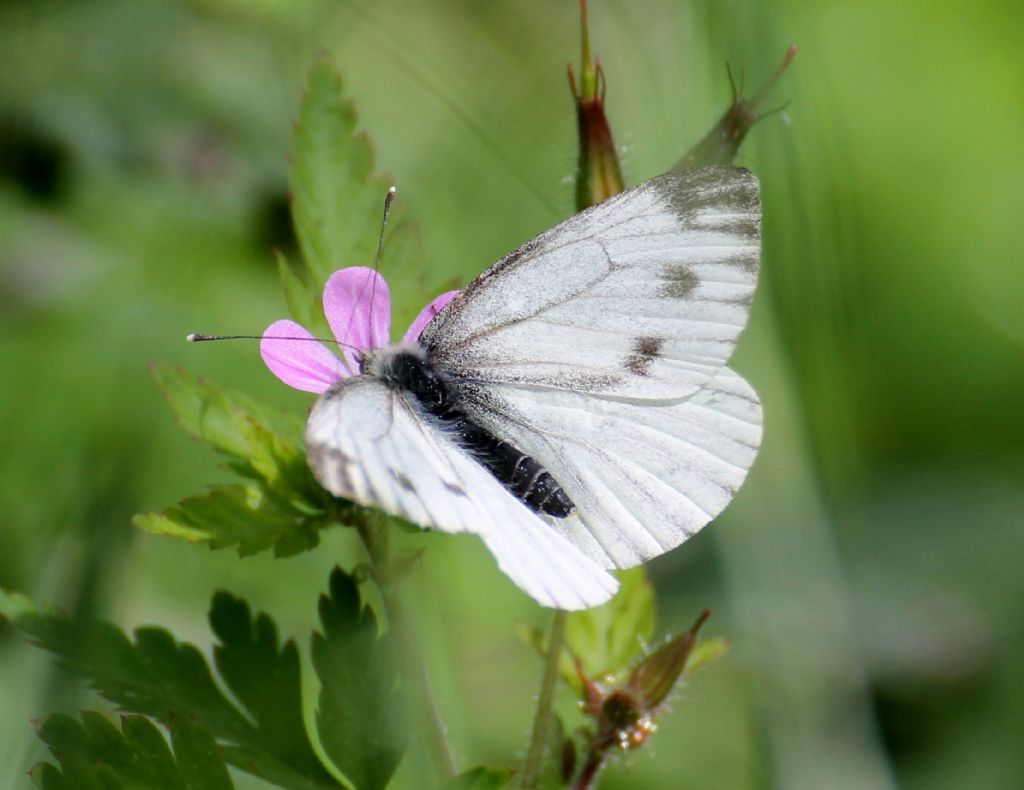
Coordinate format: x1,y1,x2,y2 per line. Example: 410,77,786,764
208,592,328,784
133,483,322,558
149,363,313,493
170,714,235,790
441,767,515,790
565,567,654,681
32,713,232,790
312,568,406,790
276,248,325,335
1,588,341,790
142,364,332,557
29,760,65,789
289,55,426,313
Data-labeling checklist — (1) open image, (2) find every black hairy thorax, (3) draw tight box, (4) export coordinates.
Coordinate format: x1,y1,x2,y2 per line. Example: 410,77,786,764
366,346,575,518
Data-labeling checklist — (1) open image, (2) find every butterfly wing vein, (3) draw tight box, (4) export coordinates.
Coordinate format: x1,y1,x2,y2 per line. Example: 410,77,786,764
306,378,619,610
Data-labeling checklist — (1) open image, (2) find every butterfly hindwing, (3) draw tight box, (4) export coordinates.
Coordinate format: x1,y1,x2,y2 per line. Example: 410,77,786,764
457,366,762,568
305,377,619,609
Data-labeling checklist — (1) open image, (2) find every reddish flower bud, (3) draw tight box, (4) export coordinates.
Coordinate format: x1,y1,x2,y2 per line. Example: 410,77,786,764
626,609,710,711
579,610,714,755
569,0,625,210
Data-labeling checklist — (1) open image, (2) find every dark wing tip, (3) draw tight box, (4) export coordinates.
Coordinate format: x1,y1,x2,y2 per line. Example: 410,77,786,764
650,165,761,231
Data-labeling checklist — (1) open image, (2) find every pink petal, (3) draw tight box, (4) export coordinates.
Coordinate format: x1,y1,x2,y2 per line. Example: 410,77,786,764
323,267,391,371
260,320,350,394
402,290,460,344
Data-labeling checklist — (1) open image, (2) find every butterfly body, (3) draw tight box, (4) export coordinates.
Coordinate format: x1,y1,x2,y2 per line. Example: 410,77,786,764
359,344,576,517
298,166,762,610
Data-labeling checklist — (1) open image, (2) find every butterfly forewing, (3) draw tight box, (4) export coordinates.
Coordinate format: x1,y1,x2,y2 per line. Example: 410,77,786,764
421,166,760,401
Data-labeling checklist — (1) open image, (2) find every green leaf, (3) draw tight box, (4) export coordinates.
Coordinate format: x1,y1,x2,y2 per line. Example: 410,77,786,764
289,55,426,314
518,568,654,696
31,712,233,790
29,761,65,790
441,767,515,790
0,588,341,790
277,248,325,337
208,591,329,784
149,363,311,493
312,568,406,790
139,364,332,557
134,483,322,558
170,713,236,790
565,567,655,682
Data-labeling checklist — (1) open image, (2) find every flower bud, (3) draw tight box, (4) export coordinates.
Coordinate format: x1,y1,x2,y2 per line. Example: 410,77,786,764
676,45,797,171
579,609,714,756
569,0,625,210
626,609,710,711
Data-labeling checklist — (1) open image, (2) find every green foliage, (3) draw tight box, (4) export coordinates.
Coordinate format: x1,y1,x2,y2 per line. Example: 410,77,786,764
289,55,426,329
30,712,233,790
134,54,435,562
565,568,655,681
136,484,322,558
312,569,407,790
441,767,515,789
518,568,655,693
0,586,341,789
536,714,571,790
146,363,310,493
133,364,332,558
208,591,335,787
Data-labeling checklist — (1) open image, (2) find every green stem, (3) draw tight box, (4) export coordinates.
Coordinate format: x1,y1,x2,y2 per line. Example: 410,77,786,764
520,609,569,789
389,584,458,779
355,513,457,780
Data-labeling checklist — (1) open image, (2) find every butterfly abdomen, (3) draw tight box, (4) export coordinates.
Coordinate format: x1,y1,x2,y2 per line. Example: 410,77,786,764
373,347,575,518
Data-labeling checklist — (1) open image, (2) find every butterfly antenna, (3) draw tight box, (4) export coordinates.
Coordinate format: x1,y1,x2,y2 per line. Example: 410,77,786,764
186,333,361,353
366,186,397,343
377,186,397,268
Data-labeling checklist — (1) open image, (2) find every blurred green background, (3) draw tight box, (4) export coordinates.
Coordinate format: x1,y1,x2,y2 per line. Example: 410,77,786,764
2,0,1022,788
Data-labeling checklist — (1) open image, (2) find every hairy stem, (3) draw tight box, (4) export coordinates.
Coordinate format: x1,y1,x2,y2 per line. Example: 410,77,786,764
520,609,569,788
571,747,606,790
355,513,457,780
389,583,458,778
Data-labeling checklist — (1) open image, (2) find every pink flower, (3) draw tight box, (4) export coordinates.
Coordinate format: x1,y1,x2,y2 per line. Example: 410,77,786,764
260,266,459,394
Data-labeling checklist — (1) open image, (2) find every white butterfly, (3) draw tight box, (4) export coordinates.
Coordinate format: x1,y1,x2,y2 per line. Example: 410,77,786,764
266,165,762,610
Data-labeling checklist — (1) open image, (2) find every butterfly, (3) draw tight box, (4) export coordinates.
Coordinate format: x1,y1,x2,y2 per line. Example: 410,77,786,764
260,165,762,610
